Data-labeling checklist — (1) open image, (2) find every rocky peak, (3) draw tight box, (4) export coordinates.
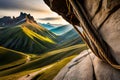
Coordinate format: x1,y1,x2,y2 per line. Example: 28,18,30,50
0,12,36,27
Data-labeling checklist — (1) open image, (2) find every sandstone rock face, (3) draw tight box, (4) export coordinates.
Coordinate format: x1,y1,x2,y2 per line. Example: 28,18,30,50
54,50,120,80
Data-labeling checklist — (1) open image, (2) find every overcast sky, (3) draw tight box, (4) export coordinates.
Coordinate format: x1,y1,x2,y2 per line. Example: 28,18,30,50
0,0,68,24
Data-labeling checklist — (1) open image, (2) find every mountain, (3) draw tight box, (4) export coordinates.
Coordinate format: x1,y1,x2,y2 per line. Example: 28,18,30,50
60,29,80,40
40,23,73,35
40,23,83,47
39,23,64,30
39,23,55,30
0,16,57,54
0,12,36,27
0,12,84,54
50,25,73,35
55,29,83,48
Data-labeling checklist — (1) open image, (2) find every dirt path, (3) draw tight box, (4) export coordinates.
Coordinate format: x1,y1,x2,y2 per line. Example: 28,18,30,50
18,64,54,80
26,55,31,63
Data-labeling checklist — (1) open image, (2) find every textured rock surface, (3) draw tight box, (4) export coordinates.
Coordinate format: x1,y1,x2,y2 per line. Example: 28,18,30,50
54,50,120,80
44,0,120,69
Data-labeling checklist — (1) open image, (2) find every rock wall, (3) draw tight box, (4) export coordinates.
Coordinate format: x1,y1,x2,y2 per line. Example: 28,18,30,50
54,50,120,80
44,0,120,69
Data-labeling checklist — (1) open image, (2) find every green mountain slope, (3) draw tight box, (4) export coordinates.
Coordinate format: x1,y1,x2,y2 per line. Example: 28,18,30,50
0,21,57,54
0,46,28,71
0,44,87,79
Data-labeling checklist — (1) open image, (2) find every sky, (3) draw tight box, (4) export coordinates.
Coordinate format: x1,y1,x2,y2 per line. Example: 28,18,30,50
0,0,68,24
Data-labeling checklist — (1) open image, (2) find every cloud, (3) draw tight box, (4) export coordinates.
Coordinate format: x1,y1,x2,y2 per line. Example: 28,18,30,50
0,0,47,12
38,17,61,21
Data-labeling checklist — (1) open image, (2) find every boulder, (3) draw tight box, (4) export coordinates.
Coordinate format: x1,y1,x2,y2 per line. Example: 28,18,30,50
54,50,120,80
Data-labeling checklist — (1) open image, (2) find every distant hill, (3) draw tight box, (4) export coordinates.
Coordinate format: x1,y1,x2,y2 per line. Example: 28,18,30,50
40,23,73,35
50,25,73,35
39,23,55,30
39,23,83,47
56,29,83,48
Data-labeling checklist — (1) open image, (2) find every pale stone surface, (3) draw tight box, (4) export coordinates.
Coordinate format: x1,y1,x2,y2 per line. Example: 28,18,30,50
84,0,101,17
100,9,120,64
54,50,120,80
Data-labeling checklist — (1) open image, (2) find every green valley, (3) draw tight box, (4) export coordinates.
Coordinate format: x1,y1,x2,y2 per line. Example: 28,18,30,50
0,12,87,80
0,44,87,80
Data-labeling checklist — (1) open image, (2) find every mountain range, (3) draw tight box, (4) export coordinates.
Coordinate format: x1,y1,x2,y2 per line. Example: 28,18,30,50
0,12,86,80
0,12,57,54
40,23,83,47
0,12,82,54
0,12,36,27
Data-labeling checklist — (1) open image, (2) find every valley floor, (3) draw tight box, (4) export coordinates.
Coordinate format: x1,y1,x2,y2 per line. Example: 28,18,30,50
0,44,87,80
18,64,55,80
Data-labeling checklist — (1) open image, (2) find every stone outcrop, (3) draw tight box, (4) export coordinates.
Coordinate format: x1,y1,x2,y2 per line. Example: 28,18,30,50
43,0,120,79
54,50,120,80
44,0,120,69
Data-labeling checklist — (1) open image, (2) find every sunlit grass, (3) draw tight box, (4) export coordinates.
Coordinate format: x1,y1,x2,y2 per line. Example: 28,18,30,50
22,26,55,44
32,55,76,80
0,55,76,80
0,21,57,54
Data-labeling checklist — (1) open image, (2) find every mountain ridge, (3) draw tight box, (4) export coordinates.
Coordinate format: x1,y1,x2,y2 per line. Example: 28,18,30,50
0,12,36,27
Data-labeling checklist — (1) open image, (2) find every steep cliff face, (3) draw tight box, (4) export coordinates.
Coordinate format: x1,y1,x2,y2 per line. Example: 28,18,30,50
44,0,120,68
53,50,120,80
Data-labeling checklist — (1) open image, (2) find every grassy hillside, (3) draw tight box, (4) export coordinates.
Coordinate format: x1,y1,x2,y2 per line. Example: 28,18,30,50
40,23,83,45
0,21,57,54
32,56,76,80
0,44,87,80
0,46,28,71
56,29,83,48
